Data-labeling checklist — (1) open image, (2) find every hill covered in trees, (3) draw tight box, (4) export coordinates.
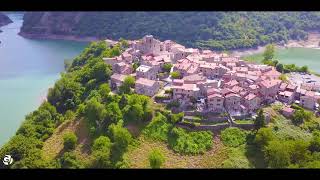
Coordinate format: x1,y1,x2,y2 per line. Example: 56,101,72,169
20,12,320,50
1,40,320,168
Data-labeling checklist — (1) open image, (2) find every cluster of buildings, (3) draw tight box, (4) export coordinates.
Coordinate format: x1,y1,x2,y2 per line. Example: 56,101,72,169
105,35,320,116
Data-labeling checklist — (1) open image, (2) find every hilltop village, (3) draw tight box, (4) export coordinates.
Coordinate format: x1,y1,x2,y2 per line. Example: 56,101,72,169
104,35,320,120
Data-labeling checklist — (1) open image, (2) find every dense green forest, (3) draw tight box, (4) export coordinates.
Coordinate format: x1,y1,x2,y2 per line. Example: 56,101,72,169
21,12,320,50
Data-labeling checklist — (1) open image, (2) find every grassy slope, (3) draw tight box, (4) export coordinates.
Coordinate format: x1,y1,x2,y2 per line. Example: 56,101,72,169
124,135,228,168
42,118,93,165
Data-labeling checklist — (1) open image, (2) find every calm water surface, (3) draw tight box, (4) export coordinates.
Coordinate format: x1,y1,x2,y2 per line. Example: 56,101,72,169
0,13,88,146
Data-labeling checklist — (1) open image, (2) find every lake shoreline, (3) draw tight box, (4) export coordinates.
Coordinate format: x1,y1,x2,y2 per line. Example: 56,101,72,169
231,32,320,57
18,32,102,42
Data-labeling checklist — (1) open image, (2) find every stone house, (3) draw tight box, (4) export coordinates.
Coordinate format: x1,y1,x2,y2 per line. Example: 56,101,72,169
110,73,128,91
300,91,317,110
207,94,225,112
244,93,261,112
135,78,160,97
136,65,157,80
224,93,241,112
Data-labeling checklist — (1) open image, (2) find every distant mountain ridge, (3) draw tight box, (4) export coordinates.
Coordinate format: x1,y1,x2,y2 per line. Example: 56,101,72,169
19,12,320,50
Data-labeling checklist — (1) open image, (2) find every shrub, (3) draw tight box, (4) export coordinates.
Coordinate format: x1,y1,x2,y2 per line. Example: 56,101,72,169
264,140,291,168
221,127,247,147
169,112,184,124
92,136,112,168
143,113,172,141
60,152,85,169
254,128,276,147
170,71,181,79
168,127,213,155
149,149,165,169
63,132,77,151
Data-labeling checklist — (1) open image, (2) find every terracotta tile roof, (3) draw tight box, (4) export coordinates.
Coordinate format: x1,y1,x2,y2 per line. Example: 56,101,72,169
244,93,257,101
260,79,281,89
173,83,200,91
136,78,157,87
225,93,241,98
111,73,127,82
208,93,223,99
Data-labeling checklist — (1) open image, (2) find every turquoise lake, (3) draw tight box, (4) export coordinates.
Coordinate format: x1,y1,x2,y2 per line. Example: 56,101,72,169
244,47,320,73
0,13,88,146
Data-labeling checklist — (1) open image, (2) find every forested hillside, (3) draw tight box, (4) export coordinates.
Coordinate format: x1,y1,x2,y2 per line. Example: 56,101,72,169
20,12,320,50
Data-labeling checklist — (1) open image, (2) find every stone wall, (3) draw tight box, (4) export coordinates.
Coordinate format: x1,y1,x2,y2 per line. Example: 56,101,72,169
176,122,230,134
232,123,255,130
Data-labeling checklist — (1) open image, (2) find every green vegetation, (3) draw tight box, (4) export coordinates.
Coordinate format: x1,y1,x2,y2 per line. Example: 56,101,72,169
245,44,310,74
59,152,85,169
168,127,213,155
170,71,181,79
263,44,276,61
118,76,135,95
222,146,251,168
63,132,77,151
3,32,320,168
162,63,173,73
148,149,165,169
92,136,112,168
143,113,173,141
22,12,320,50
221,127,247,147
254,109,266,130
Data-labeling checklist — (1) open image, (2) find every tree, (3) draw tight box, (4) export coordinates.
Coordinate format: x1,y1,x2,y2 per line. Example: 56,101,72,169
149,149,165,169
264,140,291,168
108,121,133,153
63,132,77,151
162,63,173,73
309,131,320,152
279,74,288,82
254,109,266,130
254,128,276,147
0,135,46,168
292,110,306,125
263,44,275,61
170,71,181,79
84,97,107,126
98,83,111,101
290,140,310,164
105,102,123,125
123,104,144,123
119,76,135,94
300,65,309,73
92,136,112,168
276,63,284,73
60,152,85,168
